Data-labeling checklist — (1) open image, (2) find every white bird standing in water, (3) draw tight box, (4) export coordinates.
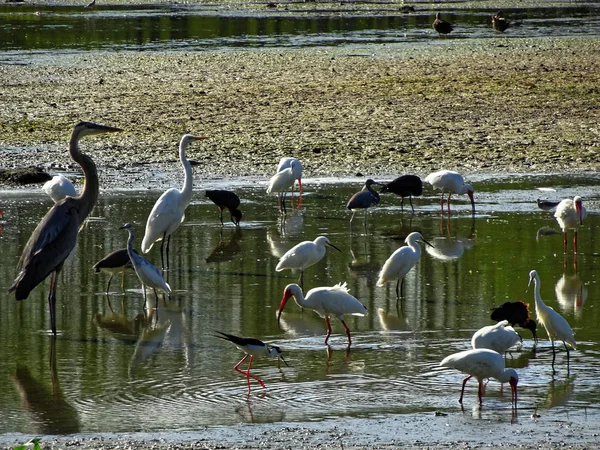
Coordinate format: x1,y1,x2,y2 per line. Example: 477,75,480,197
267,160,298,213
43,174,77,203
471,320,521,354
440,348,518,405
528,269,576,369
141,134,207,270
424,170,475,214
554,196,586,254
276,157,303,197
377,232,433,299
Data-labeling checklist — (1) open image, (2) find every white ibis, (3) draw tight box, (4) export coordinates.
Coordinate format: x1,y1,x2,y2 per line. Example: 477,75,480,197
141,134,208,270
433,12,453,36
205,190,242,226
471,320,521,354
347,179,381,224
528,270,576,369
424,170,474,214
121,223,171,308
490,301,538,342
277,283,367,346
440,348,518,405
92,248,136,294
377,232,433,299
277,157,303,197
275,236,341,289
215,331,288,392
380,175,423,213
267,160,298,213
554,196,586,254
492,11,509,32
42,174,77,203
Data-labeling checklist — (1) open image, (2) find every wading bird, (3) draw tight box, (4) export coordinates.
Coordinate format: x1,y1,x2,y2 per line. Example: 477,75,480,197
275,236,341,289
276,157,303,197
433,12,453,36
8,121,121,334
380,175,423,213
492,11,509,32
490,301,538,342
537,198,560,212
377,232,433,299
424,170,475,214
277,283,367,347
93,248,136,295
267,160,299,213
554,196,586,254
440,348,518,405
528,270,576,369
205,190,242,226
42,174,77,203
471,320,521,354
122,223,171,307
141,134,207,270
215,331,288,391
347,179,381,224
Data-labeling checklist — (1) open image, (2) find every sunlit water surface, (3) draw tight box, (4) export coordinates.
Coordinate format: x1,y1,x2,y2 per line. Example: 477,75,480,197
1,174,600,434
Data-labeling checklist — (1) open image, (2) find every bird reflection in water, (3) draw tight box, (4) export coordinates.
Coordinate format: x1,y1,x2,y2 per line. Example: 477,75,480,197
128,319,172,378
13,338,80,434
347,234,380,284
426,216,475,262
543,375,575,407
377,307,410,332
95,295,151,344
206,227,242,263
555,270,587,318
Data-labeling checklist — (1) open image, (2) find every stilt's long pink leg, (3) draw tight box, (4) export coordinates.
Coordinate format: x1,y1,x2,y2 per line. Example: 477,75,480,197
246,355,266,389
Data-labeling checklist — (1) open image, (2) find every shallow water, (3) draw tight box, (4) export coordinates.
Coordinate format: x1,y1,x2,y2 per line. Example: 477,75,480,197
1,173,599,434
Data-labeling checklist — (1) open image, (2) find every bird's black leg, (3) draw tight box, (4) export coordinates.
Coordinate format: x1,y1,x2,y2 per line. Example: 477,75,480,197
299,271,304,291
219,208,224,226
551,340,556,372
166,235,171,271
395,279,400,299
282,192,287,214
142,284,148,309
400,278,405,297
160,232,167,271
409,196,415,214
400,196,405,212
564,341,570,375
106,274,114,295
48,270,58,335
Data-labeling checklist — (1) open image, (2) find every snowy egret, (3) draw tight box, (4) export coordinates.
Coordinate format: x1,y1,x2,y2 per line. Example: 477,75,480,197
267,160,298,213
215,331,288,391
377,232,433,299
347,179,381,224
471,320,521,354
141,134,207,270
440,348,518,405
424,170,474,214
121,223,171,308
554,196,586,254
380,175,423,213
92,248,136,294
433,13,453,36
492,11,509,32
205,190,242,226
528,269,576,368
277,282,367,346
42,174,77,203
8,121,122,335
276,157,303,196
275,236,341,289
490,301,538,342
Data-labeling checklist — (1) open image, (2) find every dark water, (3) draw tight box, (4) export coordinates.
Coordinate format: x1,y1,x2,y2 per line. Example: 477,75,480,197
1,3,599,54
1,174,600,434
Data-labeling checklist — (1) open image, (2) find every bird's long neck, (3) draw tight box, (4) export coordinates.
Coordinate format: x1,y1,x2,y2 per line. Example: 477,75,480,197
70,131,99,224
408,240,421,256
532,277,545,313
291,290,311,309
179,142,193,205
126,229,136,260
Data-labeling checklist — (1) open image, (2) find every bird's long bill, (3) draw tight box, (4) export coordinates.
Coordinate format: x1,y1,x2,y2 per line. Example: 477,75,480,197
422,238,435,248
90,123,123,134
279,355,290,368
575,200,583,225
527,275,533,288
276,291,292,327
193,136,210,141
327,242,342,252
468,191,475,213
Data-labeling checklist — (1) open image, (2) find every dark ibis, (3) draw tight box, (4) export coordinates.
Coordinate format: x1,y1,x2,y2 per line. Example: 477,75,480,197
490,300,538,342
433,13,453,36
380,175,423,213
206,190,242,226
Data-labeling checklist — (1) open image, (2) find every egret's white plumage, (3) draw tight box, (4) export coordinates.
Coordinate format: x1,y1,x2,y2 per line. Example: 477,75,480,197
275,236,341,288
424,170,475,213
276,157,303,195
277,282,367,346
554,196,586,254
528,270,576,367
43,174,77,203
141,134,206,269
471,320,521,354
377,232,432,298
440,348,518,404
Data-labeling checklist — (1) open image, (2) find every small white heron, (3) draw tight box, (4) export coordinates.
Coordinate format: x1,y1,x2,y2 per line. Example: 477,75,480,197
347,179,381,224
277,283,367,347
141,134,207,270
42,174,77,203
215,331,288,392
276,157,303,196
275,236,341,289
554,196,586,254
267,160,299,213
377,232,433,299
440,348,518,405
528,270,576,369
471,320,521,354
424,170,474,214
121,223,171,307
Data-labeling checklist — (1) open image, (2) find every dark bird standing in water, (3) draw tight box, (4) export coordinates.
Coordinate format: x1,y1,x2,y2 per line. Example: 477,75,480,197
206,190,242,226
381,175,423,213
93,248,137,294
492,11,509,32
433,12,453,36
490,300,538,342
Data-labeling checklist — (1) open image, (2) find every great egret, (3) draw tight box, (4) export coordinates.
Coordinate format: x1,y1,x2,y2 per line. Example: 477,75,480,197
377,232,433,299
205,190,242,226
471,320,521,354
267,160,298,213
42,174,77,203
92,248,136,295
347,179,381,224
554,196,586,254
141,134,207,270
8,121,122,335
215,331,288,392
380,175,423,213
492,12,509,32
277,282,367,347
424,170,475,214
433,13,453,36
275,236,341,289
490,301,538,342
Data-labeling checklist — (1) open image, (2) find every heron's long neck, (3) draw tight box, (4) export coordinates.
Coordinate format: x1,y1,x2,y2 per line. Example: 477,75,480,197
70,133,99,224
126,229,136,260
409,241,421,256
179,143,193,205
533,278,545,312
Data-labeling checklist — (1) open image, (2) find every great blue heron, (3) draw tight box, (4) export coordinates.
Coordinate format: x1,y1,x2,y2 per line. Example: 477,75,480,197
424,170,475,214
380,175,423,213
267,160,298,213
346,179,381,224
205,190,242,226
8,121,122,334
141,134,208,271
42,174,77,203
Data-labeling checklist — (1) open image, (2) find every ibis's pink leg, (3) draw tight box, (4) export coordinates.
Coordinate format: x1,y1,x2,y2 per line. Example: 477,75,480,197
341,320,352,347
277,193,282,211
324,316,333,345
298,178,303,196
447,193,452,214
439,193,445,212
459,375,472,404
563,232,568,254
245,355,267,389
